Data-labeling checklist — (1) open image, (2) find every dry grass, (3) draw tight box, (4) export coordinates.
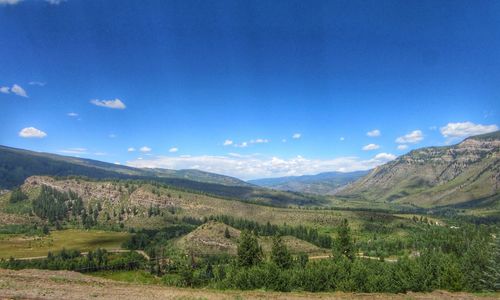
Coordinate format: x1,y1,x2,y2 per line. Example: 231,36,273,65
0,229,130,259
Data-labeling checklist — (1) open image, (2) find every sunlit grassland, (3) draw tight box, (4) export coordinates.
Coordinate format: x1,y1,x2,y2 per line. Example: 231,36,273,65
0,229,130,259
90,270,161,285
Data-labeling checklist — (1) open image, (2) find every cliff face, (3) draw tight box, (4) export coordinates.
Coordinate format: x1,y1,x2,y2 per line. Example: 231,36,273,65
337,131,500,207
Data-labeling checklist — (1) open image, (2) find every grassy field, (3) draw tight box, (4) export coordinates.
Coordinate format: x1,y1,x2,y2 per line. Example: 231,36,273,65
0,229,130,259
90,270,161,285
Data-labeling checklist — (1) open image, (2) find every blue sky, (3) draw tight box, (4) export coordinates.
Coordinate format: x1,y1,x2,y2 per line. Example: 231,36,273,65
0,0,499,179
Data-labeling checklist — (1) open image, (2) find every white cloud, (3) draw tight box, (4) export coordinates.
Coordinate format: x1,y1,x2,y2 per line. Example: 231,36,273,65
292,133,301,139
367,129,381,137
0,86,10,94
169,147,178,153
223,139,233,146
250,138,269,144
340,137,345,141
140,146,151,153
114,161,121,165
440,122,498,138
59,148,87,155
67,112,78,117
235,142,248,148
90,98,126,109
362,143,380,151
19,127,47,138
397,144,408,150
11,84,28,97
29,81,46,86
45,0,65,4
396,130,423,144
0,0,22,5
127,152,396,180
127,147,136,152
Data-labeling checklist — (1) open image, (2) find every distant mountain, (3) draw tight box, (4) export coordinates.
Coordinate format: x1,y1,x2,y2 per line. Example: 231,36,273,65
0,145,250,189
248,171,370,195
337,131,500,208
0,145,326,207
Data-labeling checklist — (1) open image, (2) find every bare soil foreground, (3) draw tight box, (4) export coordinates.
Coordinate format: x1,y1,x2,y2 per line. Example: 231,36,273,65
0,269,497,300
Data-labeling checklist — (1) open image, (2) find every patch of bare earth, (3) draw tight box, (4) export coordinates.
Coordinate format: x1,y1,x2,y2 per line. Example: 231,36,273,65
0,269,496,300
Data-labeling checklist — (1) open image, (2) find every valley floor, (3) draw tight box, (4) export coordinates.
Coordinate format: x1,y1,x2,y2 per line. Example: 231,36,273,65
0,268,497,300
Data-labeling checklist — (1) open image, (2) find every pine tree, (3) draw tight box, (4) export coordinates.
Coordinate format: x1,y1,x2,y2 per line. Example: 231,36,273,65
336,218,355,260
224,227,231,238
237,230,262,267
481,236,500,291
271,235,292,269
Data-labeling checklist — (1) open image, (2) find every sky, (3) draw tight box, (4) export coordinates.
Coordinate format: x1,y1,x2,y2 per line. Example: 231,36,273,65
0,0,499,180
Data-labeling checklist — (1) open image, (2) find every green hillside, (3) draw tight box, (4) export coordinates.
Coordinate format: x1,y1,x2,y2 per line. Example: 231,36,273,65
338,131,500,209
0,145,326,207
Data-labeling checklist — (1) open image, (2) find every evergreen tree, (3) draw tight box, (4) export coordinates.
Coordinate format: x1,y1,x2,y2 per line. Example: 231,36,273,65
481,236,500,291
271,235,292,269
224,227,231,238
336,218,355,260
9,188,27,203
237,230,262,267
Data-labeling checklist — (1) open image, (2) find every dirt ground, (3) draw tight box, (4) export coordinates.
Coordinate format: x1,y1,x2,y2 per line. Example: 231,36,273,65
0,268,496,300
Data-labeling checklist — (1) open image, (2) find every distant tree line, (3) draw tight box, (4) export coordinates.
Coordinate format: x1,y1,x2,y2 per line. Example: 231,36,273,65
0,248,145,273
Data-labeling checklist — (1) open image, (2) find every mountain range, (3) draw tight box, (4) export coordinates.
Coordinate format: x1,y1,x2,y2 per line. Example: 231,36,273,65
1,130,499,209
248,171,369,195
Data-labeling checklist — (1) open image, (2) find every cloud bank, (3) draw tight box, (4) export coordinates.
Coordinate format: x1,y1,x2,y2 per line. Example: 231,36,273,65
127,152,396,180
440,122,498,138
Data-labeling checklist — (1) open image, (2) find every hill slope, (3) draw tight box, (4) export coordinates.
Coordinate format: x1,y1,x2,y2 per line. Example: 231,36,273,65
175,221,327,256
0,146,327,206
0,145,250,188
337,131,500,208
249,171,369,195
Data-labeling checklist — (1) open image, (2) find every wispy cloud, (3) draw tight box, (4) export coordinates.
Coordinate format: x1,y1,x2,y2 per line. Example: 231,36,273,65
108,133,117,138
45,0,65,4
67,112,78,117
396,130,423,144
0,0,22,5
19,127,47,138
362,143,380,151
59,148,87,155
367,129,381,137
29,81,46,86
292,133,301,139
140,146,151,153
0,86,10,94
235,142,248,148
397,144,408,150
223,139,233,146
127,152,396,180
169,147,178,153
340,137,345,141
90,98,126,109
440,121,498,138
127,147,136,152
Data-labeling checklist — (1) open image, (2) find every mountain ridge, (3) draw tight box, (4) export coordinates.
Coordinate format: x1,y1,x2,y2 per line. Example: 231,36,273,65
249,170,369,195
337,131,500,208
